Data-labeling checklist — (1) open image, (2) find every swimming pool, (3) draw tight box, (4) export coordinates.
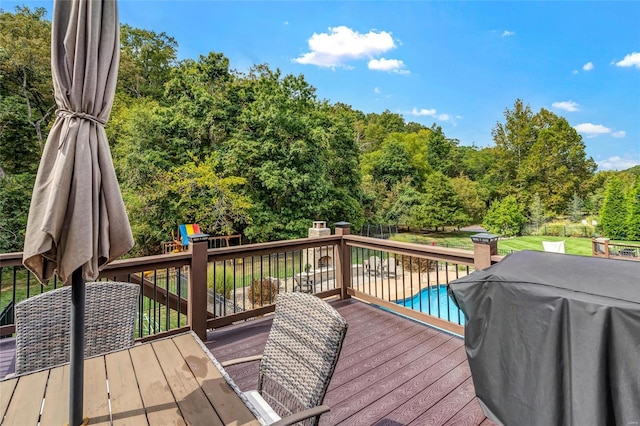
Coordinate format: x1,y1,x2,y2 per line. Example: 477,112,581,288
396,285,465,325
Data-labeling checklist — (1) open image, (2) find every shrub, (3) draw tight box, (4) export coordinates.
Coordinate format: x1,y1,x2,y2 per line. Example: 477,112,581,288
248,278,278,306
400,255,436,273
483,196,525,237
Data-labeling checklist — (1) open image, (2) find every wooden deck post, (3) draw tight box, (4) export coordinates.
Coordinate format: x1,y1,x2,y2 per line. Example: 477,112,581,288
334,222,351,300
188,233,209,340
471,233,499,270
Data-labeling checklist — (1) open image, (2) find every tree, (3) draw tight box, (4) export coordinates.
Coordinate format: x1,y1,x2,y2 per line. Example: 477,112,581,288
118,24,178,99
223,66,361,241
357,110,406,153
163,155,251,236
0,173,35,252
425,125,458,177
0,7,55,151
163,52,235,154
599,178,628,239
0,96,40,175
490,99,536,196
450,175,486,225
383,178,423,226
528,194,546,231
626,175,640,241
489,101,596,212
413,172,466,230
520,115,595,213
483,196,525,237
568,194,584,222
367,137,419,190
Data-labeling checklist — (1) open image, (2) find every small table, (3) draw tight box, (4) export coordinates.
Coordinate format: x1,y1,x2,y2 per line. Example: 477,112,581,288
0,332,261,426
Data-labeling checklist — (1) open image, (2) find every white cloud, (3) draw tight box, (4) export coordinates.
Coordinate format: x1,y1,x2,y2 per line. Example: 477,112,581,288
612,130,626,138
574,122,611,137
502,30,515,37
410,108,436,116
374,87,381,94
284,21,289,25
438,114,451,121
615,52,640,69
552,100,580,112
572,70,579,74
582,62,594,71
597,156,640,171
293,26,396,68
368,58,408,74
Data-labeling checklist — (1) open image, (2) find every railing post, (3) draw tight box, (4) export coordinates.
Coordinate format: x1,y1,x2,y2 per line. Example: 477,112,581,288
471,233,499,270
188,233,209,340
334,222,351,300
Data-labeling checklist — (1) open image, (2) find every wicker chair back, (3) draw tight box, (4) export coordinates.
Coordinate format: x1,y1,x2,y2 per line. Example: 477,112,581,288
15,281,139,375
258,292,348,425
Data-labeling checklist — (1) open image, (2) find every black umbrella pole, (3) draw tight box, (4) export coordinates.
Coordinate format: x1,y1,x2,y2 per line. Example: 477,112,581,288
70,268,86,426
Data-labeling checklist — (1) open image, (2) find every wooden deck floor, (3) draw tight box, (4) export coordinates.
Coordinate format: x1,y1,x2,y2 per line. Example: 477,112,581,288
205,297,495,426
0,297,495,425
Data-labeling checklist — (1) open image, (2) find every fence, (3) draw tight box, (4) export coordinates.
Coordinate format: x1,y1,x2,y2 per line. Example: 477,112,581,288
0,226,501,340
523,224,595,238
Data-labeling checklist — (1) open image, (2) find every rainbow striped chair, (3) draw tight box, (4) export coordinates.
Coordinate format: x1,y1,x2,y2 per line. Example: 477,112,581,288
179,223,201,248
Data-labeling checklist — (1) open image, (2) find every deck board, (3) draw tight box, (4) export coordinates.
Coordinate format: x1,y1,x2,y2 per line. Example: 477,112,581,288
206,297,493,426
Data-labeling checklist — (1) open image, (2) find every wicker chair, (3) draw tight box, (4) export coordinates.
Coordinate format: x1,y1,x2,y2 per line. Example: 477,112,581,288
14,281,139,375
222,292,348,426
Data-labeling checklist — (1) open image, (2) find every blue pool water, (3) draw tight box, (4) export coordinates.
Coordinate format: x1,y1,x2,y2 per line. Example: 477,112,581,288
396,285,465,324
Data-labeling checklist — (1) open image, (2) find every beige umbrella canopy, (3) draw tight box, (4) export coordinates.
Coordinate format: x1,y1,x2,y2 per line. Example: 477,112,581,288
22,1,133,424
23,0,133,285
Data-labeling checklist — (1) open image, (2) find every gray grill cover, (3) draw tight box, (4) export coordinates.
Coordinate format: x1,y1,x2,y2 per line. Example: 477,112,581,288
449,251,640,425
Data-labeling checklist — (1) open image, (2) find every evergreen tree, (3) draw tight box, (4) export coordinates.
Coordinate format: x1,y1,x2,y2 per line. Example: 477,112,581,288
626,175,640,241
528,194,546,230
568,194,584,222
600,178,628,239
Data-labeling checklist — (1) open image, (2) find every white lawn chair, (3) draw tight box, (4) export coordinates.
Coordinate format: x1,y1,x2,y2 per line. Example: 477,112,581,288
542,241,565,253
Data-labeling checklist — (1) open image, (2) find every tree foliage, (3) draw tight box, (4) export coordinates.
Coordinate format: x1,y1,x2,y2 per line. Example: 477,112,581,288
625,175,640,241
118,24,178,100
490,100,596,213
0,7,54,151
483,196,525,236
528,194,546,230
413,172,466,230
599,178,628,239
1,8,622,255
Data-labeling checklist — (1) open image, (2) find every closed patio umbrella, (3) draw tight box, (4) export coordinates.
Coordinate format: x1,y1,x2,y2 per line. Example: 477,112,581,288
22,1,133,425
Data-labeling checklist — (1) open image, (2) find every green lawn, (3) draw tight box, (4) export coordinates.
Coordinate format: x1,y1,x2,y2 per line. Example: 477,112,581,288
392,232,639,257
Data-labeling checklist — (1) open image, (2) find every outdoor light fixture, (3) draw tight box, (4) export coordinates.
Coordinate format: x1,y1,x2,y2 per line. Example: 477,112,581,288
470,233,499,244
188,233,210,243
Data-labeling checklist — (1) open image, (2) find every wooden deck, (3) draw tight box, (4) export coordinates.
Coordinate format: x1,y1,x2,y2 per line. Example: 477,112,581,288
205,297,494,426
0,297,495,425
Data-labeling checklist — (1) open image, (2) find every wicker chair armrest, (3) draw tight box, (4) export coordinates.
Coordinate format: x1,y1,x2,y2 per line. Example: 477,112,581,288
271,405,330,426
220,354,263,367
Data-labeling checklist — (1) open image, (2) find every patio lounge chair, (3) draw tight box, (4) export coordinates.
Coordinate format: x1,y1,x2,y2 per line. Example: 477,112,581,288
14,281,139,375
383,258,399,277
364,255,382,275
222,292,348,426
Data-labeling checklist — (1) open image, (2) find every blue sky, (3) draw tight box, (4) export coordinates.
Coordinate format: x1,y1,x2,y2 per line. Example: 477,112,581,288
4,1,640,171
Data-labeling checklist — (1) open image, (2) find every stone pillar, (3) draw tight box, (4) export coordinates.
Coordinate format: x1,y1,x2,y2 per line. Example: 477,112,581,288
304,221,331,269
334,222,351,299
188,233,209,340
